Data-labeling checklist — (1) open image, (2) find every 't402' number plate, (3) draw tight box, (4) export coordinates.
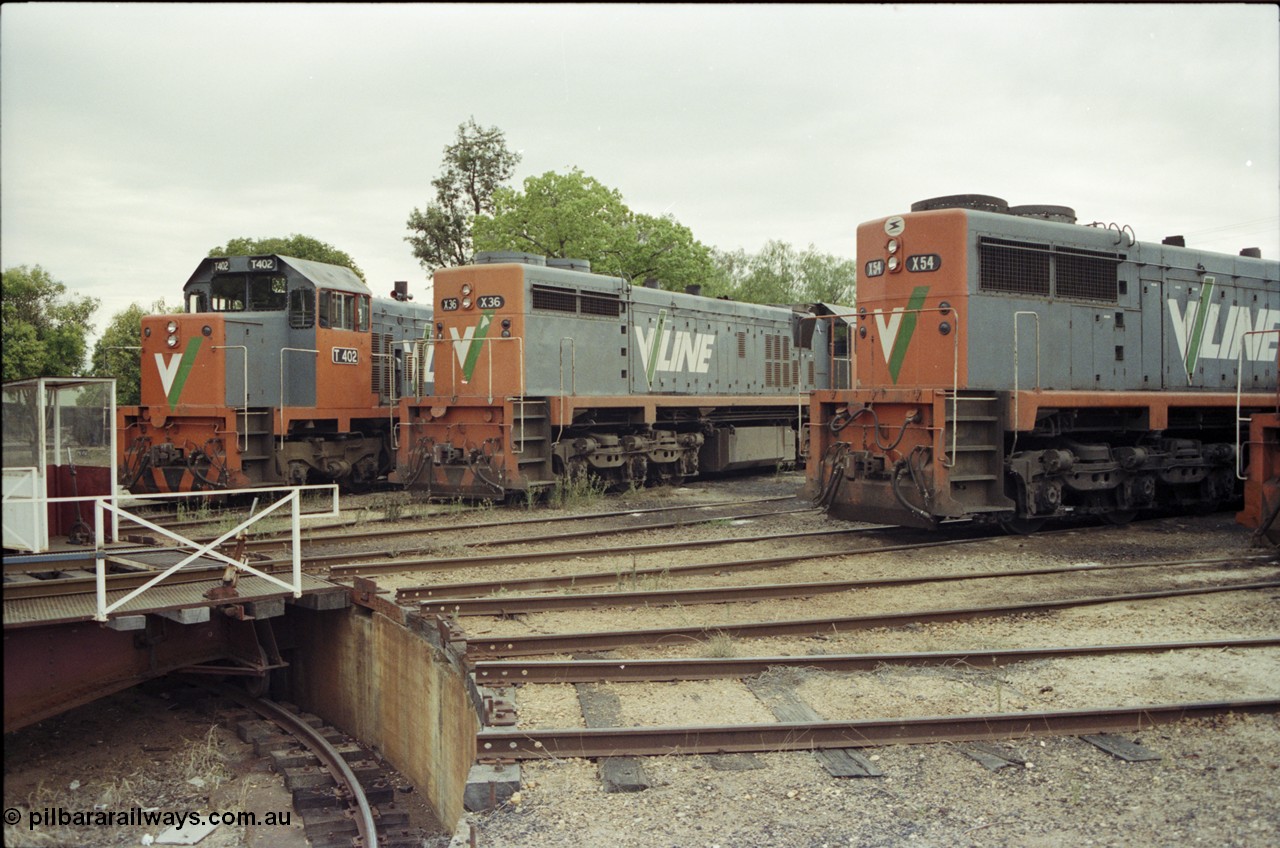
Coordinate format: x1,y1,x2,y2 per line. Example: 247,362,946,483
332,347,359,365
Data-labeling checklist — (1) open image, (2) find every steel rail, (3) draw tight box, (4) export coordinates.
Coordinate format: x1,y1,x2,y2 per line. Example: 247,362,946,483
472,637,1280,684
326,524,932,577
195,495,803,548
418,555,1276,614
244,504,815,554
464,580,1280,657
397,534,983,601
193,680,378,848
476,698,1280,760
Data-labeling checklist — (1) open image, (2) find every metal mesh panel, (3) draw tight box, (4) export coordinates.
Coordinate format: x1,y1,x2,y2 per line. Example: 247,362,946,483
580,293,621,316
531,285,577,313
1055,248,1120,302
979,238,1050,296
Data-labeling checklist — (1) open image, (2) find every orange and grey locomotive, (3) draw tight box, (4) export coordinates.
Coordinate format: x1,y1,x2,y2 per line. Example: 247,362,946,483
809,195,1280,531
395,252,851,498
119,255,433,493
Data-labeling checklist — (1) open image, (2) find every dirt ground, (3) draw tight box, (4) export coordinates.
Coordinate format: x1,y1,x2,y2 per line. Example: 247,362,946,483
1,681,441,848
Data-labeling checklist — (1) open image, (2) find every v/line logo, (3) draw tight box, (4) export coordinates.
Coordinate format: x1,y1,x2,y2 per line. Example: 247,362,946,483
154,337,203,410
449,311,495,382
872,286,931,384
1168,277,1279,380
634,310,715,385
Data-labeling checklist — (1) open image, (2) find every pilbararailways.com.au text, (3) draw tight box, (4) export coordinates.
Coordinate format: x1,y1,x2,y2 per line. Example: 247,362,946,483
8,806,291,830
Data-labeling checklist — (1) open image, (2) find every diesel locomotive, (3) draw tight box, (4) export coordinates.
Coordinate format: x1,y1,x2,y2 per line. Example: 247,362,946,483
809,195,1280,532
393,252,852,498
119,254,433,493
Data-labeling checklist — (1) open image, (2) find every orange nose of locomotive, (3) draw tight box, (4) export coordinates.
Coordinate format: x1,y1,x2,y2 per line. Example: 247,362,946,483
138,314,226,419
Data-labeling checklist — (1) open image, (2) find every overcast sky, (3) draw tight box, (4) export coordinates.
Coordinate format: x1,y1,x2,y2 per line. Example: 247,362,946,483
3,3,1277,344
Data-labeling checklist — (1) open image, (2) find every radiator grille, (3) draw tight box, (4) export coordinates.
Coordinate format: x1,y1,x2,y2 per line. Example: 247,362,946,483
979,238,1050,296
580,292,622,316
531,285,577,312
1055,247,1120,302
980,238,1121,303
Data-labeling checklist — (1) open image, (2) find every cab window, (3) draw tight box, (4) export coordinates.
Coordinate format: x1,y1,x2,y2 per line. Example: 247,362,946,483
319,291,369,331
289,289,315,329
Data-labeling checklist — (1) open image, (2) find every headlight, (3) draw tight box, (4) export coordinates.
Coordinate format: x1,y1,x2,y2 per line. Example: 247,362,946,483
887,256,900,272
166,334,179,348
887,239,899,254
462,296,473,309
166,321,179,333
461,283,473,296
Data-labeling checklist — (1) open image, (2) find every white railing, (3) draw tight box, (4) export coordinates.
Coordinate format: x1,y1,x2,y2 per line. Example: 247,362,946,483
89,484,339,623
2,467,46,552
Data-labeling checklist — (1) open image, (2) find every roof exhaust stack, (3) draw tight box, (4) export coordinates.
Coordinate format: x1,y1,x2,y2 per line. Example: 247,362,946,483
1240,247,1262,258
1162,235,1186,247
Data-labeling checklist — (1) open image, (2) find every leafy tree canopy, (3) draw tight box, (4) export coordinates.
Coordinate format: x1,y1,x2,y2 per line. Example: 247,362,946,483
406,118,522,270
90,299,179,405
2,265,99,382
712,241,857,305
473,168,720,293
209,235,364,281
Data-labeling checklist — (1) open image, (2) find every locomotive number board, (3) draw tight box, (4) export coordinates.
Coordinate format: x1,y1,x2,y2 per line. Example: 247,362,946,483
332,347,360,365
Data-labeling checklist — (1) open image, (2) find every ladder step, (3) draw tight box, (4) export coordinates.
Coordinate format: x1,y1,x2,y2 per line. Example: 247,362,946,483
947,444,1000,453
950,474,999,482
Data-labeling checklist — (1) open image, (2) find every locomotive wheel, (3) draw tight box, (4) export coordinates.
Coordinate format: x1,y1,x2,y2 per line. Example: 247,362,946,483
999,516,1046,535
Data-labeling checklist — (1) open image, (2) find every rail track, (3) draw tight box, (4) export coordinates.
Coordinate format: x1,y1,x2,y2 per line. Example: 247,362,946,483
190,679,431,848
409,502,1280,831
477,698,1280,760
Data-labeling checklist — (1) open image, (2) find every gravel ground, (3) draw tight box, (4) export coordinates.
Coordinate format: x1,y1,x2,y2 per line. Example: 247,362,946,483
438,475,1280,848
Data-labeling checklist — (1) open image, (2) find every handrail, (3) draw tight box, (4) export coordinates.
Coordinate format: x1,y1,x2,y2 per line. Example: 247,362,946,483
1236,328,1280,480
278,348,318,448
213,345,248,451
1011,310,1042,458
558,338,576,441
90,484,339,622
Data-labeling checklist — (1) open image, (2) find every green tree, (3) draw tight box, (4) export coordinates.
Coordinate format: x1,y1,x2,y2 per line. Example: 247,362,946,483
473,168,720,292
209,235,365,280
2,265,99,381
406,118,522,269
90,299,178,405
712,241,857,305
